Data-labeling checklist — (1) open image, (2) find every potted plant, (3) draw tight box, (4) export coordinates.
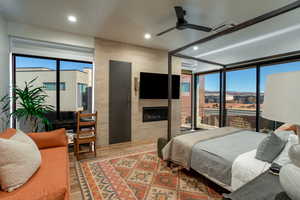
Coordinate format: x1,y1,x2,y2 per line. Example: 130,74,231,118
0,94,10,132
0,78,54,132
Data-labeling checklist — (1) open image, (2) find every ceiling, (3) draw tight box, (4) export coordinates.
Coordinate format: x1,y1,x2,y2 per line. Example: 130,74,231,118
0,0,296,51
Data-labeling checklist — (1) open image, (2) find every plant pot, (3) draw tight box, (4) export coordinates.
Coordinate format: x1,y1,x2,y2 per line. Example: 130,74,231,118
18,116,45,133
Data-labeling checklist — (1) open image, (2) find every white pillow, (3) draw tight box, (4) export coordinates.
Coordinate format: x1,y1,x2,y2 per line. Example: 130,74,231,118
0,129,41,192
273,134,299,166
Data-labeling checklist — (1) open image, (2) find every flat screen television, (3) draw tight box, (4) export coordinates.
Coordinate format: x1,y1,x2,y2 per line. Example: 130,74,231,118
139,72,180,99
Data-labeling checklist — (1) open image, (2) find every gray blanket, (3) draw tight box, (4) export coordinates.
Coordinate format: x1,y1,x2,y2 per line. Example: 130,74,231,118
162,127,241,169
191,131,266,186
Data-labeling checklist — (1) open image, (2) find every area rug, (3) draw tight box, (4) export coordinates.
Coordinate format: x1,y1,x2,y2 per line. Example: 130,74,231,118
76,149,223,200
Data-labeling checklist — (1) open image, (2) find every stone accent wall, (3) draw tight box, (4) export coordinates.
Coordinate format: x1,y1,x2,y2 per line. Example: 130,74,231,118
94,38,181,146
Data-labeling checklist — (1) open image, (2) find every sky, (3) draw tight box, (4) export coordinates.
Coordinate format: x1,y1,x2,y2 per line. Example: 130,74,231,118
16,56,93,71
16,56,300,93
203,61,300,92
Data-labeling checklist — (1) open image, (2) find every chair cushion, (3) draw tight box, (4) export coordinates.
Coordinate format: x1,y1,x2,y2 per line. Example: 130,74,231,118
256,132,286,163
0,129,41,192
0,147,68,200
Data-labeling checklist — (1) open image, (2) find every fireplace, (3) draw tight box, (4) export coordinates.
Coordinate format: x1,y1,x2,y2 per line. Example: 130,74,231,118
143,107,168,122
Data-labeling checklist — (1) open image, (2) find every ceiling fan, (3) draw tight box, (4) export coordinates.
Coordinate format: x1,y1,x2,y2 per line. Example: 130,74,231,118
156,6,212,36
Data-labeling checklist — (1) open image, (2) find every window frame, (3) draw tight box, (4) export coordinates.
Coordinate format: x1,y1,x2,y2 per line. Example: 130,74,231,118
191,58,300,132
12,53,93,127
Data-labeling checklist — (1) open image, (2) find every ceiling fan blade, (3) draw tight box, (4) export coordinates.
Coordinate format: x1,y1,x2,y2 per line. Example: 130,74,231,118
174,6,185,20
185,24,212,32
156,26,177,36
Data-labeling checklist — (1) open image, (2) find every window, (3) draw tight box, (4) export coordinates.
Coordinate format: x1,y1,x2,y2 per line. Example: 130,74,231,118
43,82,66,91
260,61,300,132
226,68,256,130
196,73,220,129
180,74,192,129
14,55,93,124
181,82,190,93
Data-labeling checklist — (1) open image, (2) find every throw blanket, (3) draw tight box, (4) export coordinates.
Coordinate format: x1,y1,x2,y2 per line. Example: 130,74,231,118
231,149,271,190
162,127,241,169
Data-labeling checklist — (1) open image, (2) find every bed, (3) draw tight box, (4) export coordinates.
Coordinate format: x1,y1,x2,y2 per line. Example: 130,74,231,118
162,127,271,191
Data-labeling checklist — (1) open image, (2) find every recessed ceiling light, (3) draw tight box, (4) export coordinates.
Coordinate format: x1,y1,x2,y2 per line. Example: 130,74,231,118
68,15,77,23
144,33,152,40
193,46,199,51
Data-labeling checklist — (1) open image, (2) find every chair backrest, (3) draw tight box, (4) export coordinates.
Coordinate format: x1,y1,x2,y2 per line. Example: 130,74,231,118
76,111,98,138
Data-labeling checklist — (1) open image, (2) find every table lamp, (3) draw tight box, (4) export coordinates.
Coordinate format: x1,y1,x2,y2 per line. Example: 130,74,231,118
262,70,300,135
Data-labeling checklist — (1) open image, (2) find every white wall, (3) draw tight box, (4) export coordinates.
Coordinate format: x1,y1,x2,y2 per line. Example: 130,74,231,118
0,15,9,131
0,16,9,96
8,22,95,48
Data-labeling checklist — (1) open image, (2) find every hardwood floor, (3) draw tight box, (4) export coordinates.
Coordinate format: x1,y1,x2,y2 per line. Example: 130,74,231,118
69,140,157,200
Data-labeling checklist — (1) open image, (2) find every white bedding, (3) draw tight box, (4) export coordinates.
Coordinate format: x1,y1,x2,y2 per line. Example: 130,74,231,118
231,149,271,190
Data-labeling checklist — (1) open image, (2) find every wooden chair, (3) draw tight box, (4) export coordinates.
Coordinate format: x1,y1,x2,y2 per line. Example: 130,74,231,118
74,111,98,160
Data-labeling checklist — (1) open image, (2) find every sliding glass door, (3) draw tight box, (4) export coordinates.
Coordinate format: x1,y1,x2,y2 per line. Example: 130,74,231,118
196,72,220,129
225,68,256,130
13,54,93,129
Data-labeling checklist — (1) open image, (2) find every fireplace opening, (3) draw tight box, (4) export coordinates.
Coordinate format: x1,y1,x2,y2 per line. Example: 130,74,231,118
143,107,168,122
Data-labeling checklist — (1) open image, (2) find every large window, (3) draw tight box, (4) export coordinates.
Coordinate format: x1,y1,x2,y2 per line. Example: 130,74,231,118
260,61,300,132
196,73,220,129
180,73,192,129
226,68,256,130
14,55,93,121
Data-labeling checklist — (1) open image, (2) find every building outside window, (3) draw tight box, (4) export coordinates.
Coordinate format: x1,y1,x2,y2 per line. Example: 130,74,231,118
77,83,88,110
180,73,192,129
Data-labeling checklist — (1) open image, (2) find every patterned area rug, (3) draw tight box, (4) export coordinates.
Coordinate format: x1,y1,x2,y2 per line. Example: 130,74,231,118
76,149,223,200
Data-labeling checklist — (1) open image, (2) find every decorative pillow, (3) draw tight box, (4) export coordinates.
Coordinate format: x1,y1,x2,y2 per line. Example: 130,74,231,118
289,144,300,168
275,131,294,143
273,134,299,166
0,129,41,192
27,128,67,149
255,132,286,163
279,164,300,200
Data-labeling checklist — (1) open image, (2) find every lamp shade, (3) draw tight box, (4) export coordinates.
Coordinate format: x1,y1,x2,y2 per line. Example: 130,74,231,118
262,71,300,125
